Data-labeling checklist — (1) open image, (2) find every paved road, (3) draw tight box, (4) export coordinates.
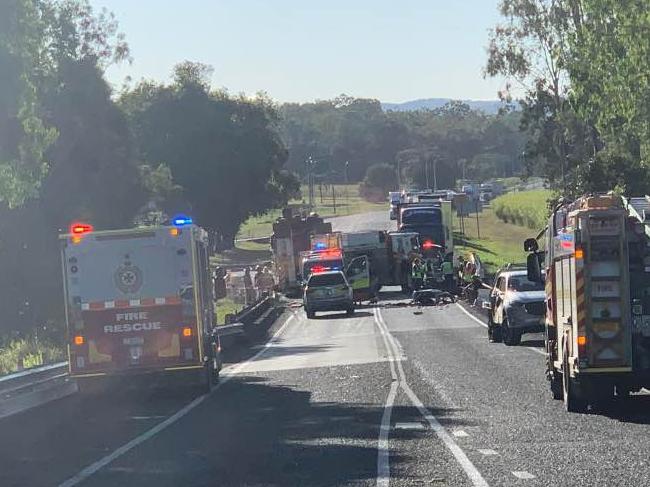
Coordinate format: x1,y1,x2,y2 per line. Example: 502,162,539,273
4,212,650,486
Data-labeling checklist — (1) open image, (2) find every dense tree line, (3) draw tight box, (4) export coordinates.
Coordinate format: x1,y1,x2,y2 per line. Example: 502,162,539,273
0,0,296,339
280,95,528,190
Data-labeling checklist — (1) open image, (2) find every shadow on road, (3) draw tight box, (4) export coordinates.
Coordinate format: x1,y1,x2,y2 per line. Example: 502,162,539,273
520,338,545,348
87,375,474,487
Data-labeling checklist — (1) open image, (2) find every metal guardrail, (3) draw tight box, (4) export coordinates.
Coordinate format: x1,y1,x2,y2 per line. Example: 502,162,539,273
0,361,69,396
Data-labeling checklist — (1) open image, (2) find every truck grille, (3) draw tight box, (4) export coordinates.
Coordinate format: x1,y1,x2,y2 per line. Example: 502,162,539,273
524,302,545,316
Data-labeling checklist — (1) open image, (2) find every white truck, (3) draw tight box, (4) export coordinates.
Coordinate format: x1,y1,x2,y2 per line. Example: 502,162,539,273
60,219,221,390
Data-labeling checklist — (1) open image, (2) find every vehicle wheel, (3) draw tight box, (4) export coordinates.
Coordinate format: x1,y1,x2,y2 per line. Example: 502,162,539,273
306,310,315,319
550,372,563,400
563,349,587,413
347,307,355,316
502,319,521,346
487,314,502,343
616,385,631,400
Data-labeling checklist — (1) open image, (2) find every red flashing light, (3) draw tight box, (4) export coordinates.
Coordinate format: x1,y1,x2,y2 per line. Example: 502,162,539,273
311,265,326,274
70,222,93,235
422,240,436,249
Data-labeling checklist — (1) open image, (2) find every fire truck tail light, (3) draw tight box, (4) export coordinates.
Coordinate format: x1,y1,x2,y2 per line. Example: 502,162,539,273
575,247,584,260
182,327,192,337
577,334,587,356
74,335,85,345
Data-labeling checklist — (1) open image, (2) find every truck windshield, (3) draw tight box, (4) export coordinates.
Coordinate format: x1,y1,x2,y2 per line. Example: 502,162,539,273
308,273,345,286
401,208,442,225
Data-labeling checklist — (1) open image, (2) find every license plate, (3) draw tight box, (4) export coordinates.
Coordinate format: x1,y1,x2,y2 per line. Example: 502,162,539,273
129,346,143,360
123,337,144,346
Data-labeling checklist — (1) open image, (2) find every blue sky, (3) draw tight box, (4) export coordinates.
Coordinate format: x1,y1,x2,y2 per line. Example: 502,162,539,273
91,0,506,103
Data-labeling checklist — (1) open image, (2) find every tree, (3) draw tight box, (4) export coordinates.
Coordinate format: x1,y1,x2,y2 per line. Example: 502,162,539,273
0,0,58,207
567,0,650,193
122,63,297,247
359,163,397,202
485,0,589,194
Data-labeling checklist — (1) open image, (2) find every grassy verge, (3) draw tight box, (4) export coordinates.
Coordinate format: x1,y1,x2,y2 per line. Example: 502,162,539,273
454,206,537,275
491,189,552,229
236,184,385,239
215,297,243,326
212,240,272,266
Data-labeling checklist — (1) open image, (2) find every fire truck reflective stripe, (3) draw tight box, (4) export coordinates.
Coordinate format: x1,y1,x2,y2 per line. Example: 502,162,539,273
80,297,182,310
576,269,586,328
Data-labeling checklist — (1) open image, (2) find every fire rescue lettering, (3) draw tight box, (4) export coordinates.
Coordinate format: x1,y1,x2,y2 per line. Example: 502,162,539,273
104,311,162,333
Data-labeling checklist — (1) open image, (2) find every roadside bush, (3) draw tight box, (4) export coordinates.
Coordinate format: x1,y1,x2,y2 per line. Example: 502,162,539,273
0,337,64,376
491,190,552,230
359,163,397,203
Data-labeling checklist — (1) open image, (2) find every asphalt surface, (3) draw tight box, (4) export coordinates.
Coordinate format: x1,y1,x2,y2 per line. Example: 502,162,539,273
4,211,650,486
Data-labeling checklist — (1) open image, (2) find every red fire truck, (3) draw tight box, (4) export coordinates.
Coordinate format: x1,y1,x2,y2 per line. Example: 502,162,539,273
526,195,650,412
60,217,221,390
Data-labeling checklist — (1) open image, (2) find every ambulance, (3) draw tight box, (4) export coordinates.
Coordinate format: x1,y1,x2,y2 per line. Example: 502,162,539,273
60,217,221,390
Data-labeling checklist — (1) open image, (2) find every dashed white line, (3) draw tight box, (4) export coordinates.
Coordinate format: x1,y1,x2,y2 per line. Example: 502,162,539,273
453,430,470,438
478,449,498,456
374,308,489,487
394,422,427,431
57,313,296,487
512,471,536,479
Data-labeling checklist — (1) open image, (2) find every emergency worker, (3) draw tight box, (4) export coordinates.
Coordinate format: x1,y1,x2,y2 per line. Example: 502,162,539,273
442,256,454,292
411,258,425,290
244,267,255,304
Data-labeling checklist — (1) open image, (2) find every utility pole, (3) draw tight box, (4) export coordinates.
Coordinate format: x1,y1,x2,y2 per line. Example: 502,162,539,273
344,161,349,213
332,186,337,214
433,156,438,191
475,199,481,239
306,156,315,209
425,158,430,189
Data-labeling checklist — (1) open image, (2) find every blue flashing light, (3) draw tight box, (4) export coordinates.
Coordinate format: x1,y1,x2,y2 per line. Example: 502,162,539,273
172,214,193,226
314,242,327,250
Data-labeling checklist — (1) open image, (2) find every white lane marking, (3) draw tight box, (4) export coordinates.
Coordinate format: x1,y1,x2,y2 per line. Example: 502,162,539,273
512,471,536,479
394,422,427,431
57,313,295,487
455,303,546,356
453,430,469,438
478,449,498,456
455,303,488,328
374,308,489,487
375,307,400,487
130,416,167,421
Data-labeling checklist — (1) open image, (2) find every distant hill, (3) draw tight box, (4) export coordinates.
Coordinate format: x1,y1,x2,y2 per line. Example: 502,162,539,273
382,98,506,114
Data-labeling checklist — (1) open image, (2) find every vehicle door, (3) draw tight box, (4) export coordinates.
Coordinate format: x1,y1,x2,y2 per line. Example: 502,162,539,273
345,255,370,300
492,275,506,324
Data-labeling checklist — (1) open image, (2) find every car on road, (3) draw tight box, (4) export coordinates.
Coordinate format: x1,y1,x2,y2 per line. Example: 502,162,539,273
486,268,545,345
303,270,354,319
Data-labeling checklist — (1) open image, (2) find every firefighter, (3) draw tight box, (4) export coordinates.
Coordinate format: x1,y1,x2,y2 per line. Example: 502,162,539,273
243,267,255,304
411,258,425,290
442,255,455,292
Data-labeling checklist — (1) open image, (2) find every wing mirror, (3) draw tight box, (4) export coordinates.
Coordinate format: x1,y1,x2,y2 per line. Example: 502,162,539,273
524,238,539,252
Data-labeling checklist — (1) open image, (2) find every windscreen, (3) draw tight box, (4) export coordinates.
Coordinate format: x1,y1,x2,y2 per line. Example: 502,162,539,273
508,275,544,292
308,273,345,286
401,208,442,225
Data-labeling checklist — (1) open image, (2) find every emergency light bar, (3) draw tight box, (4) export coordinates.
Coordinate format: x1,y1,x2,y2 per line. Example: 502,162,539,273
70,222,93,235
172,214,193,226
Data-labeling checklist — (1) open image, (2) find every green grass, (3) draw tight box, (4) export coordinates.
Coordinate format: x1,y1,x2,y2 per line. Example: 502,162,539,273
215,297,243,325
491,189,552,230
236,184,385,239
454,206,536,275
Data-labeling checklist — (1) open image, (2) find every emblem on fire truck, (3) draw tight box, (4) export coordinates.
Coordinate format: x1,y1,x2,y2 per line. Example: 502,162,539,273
114,263,143,294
